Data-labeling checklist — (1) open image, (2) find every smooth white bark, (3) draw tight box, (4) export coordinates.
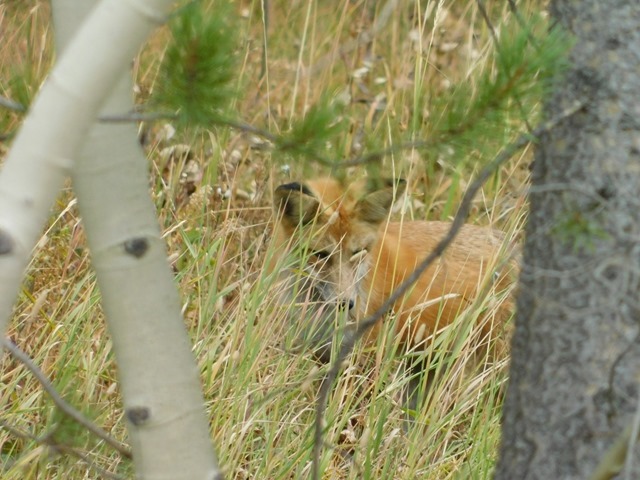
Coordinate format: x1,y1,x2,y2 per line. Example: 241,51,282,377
50,2,220,478
0,0,167,333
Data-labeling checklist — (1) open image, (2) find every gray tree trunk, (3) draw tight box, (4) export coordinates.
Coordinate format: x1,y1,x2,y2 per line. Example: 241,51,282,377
495,1,640,479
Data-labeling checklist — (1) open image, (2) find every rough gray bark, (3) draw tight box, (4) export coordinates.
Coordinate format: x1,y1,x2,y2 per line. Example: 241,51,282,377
495,1,640,479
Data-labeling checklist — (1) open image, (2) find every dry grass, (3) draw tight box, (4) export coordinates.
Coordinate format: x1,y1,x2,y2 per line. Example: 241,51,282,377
0,0,541,478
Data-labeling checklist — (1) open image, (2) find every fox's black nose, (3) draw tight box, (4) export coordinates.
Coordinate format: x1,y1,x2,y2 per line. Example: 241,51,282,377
338,299,355,310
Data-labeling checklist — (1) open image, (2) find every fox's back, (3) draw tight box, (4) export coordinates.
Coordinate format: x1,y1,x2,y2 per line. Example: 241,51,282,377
362,220,515,346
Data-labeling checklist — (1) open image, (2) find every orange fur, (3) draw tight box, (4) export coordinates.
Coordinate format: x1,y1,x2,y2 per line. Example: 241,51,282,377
270,177,515,354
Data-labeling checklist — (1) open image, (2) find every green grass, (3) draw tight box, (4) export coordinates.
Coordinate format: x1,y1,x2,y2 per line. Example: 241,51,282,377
0,0,545,478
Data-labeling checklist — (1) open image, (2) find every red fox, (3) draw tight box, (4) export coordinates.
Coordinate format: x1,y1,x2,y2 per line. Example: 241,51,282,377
270,177,515,362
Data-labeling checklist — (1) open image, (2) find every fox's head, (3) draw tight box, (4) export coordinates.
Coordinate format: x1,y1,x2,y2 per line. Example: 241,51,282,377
273,177,406,315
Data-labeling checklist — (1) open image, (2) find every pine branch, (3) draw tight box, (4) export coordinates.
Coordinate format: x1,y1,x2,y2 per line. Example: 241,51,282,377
151,1,239,128
476,0,533,132
425,12,570,169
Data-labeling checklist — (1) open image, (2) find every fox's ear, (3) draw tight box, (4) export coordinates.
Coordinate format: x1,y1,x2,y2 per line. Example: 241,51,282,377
274,182,321,227
355,178,406,224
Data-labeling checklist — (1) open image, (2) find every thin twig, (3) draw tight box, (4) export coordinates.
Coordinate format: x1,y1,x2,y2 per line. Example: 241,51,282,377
311,99,585,480
216,117,338,166
0,95,26,112
97,110,273,146
214,116,279,143
0,419,124,480
308,0,398,75
99,109,425,170
99,111,177,123
54,444,126,480
336,140,432,169
1,338,132,459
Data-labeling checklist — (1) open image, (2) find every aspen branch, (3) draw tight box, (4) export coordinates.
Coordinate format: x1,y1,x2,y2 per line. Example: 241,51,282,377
311,99,586,480
1,337,132,458
52,443,125,480
0,95,26,112
99,111,176,123
0,419,125,480
336,140,432,168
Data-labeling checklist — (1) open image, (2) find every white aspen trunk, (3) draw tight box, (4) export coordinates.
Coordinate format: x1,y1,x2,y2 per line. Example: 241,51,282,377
0,0,168,336
0,0,221,478
50,2,220,478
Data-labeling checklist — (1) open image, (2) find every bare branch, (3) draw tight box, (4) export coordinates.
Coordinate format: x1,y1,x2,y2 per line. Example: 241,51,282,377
53,444,126,480
99,111,176,123
0,95,26,112
311,99,585,480
0,419,125,480
99,110,426,170
213,117,340,167
1,338,132,459
307,0,398,75
97,109,280,145
213,116,279,143
335,140,432,169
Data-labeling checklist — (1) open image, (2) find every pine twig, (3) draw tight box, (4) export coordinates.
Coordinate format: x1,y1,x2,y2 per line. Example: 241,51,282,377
311,99,585,480
476,0,533,132
1,338,132,459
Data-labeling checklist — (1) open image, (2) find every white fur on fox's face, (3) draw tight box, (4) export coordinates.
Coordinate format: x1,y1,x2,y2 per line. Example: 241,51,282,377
291,238,371,313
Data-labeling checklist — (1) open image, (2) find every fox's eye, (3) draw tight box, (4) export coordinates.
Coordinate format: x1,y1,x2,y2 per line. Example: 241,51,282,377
312,250,331,260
